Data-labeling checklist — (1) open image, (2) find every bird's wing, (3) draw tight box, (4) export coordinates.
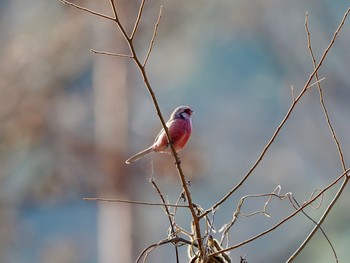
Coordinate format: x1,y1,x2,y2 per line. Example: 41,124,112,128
153,120,172,144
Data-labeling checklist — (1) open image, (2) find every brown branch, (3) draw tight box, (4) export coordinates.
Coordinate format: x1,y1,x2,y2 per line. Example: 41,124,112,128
307,189,324,209
287,177,348,262
199,6,350,220
150,178,179,263
219,185,326,253
220,186,293,245
305,12,347,171
102,1,204,258
108,0,119,22
289,195,338,262
286,9,350,261
83,197,188,208
143,5,163,67
59,0,205,259
131,43,205,261
60,0,115,21
90,49,133,58
209,169,349,257
306,77,326,89
290,85,295,101
108,0,131,42
131,0,147,40
136,237,195,263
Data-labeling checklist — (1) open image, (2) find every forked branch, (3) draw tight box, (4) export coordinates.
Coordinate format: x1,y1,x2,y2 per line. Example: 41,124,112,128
60,0,204,258
200,6,350,220
286,9,350,261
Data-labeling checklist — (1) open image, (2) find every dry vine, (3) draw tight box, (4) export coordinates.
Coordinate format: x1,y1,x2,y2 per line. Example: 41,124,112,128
60,1,350,262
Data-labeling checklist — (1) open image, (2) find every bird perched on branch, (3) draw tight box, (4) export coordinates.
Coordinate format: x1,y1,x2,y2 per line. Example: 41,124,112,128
126,106,194,164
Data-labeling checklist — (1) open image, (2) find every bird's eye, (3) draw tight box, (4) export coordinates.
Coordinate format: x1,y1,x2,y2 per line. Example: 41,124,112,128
184,108,192,115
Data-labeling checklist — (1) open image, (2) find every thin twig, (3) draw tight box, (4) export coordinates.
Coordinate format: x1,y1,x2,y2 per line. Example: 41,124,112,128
83,197,188,208
109,0,131,41
209,169,349,257
290,195,338,263
287,179,348,262
150,178,180,263
61,0,204,259
305,12,347,171
173,191,186,218
308,189,324,209
290,85,295,102
220,186,292,245
102,1,204,257
200,6,350,220
90,49,133,58
135,237,195,263
108,0,119,22
143,6,163,67
306,77,326,90
60,0,115,21
286,10,350,261
131,0,147,40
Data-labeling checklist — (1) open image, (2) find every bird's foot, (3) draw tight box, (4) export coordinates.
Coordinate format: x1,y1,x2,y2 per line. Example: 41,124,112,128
174,157,181,165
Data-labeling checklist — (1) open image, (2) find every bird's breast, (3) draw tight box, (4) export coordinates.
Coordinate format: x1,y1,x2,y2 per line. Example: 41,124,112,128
153,118,192,152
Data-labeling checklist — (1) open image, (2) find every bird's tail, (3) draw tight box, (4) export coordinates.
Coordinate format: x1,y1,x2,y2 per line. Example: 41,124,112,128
125,147,153,164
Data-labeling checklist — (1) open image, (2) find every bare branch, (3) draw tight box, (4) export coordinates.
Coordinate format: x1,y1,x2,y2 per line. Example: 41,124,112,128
135,237,195,263
290,195,338,262
220,186,293,245
306,77,326,90
60,0,205,259
286,9,350,261
109,0,131,42
60,0,115,21
209,169,349,257
108,0,119,21
200,6,350,220
308,189,324,209
131,0,147,40
59,1,350,261
290,85,295,102
143,5,163,67
83,197,188,208
90,49,133,58
98,2,204,257
305,12,347,171
150,178,180,263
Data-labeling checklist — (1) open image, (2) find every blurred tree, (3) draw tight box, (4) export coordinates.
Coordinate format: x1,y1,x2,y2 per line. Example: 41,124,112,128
90,1,133,262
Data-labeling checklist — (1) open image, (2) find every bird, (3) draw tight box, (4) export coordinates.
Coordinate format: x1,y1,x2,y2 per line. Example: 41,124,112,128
126,106,194,164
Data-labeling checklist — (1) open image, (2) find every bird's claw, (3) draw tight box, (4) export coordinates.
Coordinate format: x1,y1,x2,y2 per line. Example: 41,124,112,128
174,157,181,165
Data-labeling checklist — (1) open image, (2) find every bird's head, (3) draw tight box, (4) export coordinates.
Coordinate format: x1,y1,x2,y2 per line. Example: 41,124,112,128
171,106,194,120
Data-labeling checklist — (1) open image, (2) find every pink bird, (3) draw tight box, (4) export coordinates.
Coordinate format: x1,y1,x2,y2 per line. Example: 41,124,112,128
126,106,194,164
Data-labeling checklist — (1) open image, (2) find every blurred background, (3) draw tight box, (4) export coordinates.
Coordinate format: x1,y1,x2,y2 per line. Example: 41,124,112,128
1,0,349,262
